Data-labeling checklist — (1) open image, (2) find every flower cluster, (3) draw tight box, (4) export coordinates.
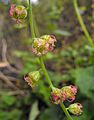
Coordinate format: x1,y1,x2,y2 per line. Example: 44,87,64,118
9,4,27,23
51,88,66,104
51,85,77,104
32,35,56,56
68,103,83,115
24,71,40,88
61,85,77,102
51,85,82,115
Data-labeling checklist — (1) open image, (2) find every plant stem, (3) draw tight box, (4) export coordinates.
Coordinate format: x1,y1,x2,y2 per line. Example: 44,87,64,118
60,103,73,120
28,1,73,120
39,57,54,89
28,0,54,89
73,0,94,47
29,0,35,39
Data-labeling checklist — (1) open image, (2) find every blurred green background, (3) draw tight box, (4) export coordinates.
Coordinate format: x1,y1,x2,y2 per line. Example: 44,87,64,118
0,0,94,120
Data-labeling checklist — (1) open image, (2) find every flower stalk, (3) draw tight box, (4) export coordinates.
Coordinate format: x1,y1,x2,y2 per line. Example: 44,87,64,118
60,102,73,120
39,57,54,89
28,0,74,120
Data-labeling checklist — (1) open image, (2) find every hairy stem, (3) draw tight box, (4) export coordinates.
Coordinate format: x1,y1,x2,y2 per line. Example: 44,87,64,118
73,0,94,47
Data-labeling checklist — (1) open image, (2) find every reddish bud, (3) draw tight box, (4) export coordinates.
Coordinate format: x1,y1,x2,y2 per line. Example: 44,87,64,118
61,85,77,102
51,88,66,104
9,4,27,23
24,71,40,88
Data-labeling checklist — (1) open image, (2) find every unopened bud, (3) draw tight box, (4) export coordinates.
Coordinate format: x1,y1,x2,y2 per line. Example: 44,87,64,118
24,71,40,88
32,35,56,56
40,35,56,51
9,4,27,23
68,103,83,115
51,88,66,104
61,85,77,102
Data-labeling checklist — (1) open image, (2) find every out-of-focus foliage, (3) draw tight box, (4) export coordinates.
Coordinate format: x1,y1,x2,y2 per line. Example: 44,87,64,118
0,0,94,120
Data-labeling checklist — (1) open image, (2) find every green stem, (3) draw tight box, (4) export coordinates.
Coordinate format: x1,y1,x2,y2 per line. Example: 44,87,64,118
28,0,54,89
60,103,73,120
39,57,54,89
28,1,73,120
73,0,94,47
29,0,35,39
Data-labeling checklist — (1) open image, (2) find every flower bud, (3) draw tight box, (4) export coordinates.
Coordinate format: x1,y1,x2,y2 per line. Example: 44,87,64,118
24,71,40,88
61,85,77,102
40,35,56,51
68,103,83,115
9,4,27,23
51,88,66,104
32,35,56,56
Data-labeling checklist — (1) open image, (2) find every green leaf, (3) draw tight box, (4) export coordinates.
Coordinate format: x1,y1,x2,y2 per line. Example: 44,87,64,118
29,101,39,120
1,95,16,106
35,81,50,105
64,111,91,120
39,106,63,120
0,109,22,120
54,29,71,36
72,66,94,98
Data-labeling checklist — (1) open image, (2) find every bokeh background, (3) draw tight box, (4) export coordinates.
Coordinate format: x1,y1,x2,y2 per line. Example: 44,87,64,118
0,0,94,120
